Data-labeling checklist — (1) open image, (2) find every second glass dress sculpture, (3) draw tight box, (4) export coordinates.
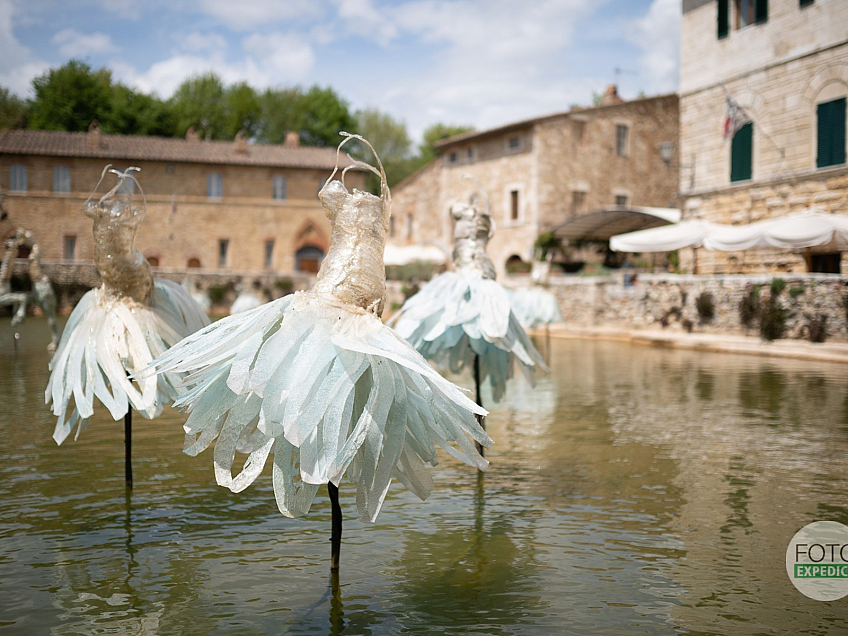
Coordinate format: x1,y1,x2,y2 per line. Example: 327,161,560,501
388,180,546,403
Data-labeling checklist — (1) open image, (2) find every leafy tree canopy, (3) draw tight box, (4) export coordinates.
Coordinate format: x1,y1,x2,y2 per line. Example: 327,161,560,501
0,87,27,131
29,60,113,132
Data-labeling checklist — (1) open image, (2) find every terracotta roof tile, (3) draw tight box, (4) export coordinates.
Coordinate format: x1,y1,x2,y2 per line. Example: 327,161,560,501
0,129,354,170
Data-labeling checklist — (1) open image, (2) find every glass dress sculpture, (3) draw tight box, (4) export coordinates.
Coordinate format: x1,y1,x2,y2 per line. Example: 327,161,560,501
142,135,490,523
387,183,546,403
46,166,210,444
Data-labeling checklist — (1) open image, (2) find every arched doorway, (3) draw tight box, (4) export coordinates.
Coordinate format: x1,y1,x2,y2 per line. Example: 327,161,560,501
295,245,324,273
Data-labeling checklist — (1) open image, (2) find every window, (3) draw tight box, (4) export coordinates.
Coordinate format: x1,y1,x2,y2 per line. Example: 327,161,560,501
467,147,475,161
571,191,586,216
800,0,814,6
406,213,413,239
817,98,846,169
187,257,201,268
615,194,628,207
265,239,275,269
208,172,223,198
53,166,70,193
449,152,458,163
218,239,229,267
510,190,519,221
718,0,729,38
389,216,395,238
147,255,160,267
272,176,287,200
615,125,629,157
63,235,76,261
736,0,767,28
730,121,753,182
508,136,521,150
10,164,26,191
572,120,585,145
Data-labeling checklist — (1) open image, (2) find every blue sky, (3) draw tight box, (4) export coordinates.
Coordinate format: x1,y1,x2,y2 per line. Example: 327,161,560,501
0,0,680,142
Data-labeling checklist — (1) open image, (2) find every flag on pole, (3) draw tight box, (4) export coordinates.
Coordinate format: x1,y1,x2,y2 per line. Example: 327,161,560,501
723,92,752,140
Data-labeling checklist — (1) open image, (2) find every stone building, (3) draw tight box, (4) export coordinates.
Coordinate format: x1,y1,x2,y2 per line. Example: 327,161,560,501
0,125,362,280
680,0,848,273
389,90,680,278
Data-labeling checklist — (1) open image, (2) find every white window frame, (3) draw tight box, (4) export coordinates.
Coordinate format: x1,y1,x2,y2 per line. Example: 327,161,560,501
208,172,223,199
615,123,630,157
53,166,71,193
10,164,27,191
272,175,287,200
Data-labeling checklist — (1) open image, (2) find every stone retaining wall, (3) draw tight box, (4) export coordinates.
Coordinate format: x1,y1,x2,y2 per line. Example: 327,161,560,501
506,273,848,342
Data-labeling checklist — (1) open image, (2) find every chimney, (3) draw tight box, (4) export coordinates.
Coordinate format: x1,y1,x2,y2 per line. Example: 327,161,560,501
601,85,625,106
284,131,300,148
87,120,101,149
185,126,200,142
234,129,248,155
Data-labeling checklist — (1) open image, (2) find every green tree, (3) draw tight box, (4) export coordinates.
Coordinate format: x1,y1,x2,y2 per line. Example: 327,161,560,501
224,82,261,139
170,72,226,139
0,87,28,130
355,107,413,188
106,84,174,136
299,86,356,147
29,60,113,132
256,86,305,144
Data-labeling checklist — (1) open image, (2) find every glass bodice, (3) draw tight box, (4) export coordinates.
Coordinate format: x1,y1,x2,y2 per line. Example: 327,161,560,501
313,180,390,315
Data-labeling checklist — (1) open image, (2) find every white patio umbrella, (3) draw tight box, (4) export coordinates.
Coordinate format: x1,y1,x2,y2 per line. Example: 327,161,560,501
610,219,730,252
383,243,448,266
702,209,848,251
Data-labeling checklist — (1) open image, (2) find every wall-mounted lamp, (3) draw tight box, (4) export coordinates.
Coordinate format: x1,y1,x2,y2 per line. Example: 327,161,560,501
659,141,675,164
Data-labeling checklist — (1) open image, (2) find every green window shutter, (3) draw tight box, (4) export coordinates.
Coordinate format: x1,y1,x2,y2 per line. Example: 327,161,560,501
817,98,846,168
731,122,753,182
755,0,768,23
718,0,729,38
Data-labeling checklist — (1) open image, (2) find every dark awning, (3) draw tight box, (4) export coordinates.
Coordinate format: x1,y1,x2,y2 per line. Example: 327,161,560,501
553,206,681,242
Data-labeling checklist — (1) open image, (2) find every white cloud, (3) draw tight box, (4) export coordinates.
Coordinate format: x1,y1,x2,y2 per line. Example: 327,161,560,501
242,32,315,83
52,29,118,58
115,32,314,97
333,0,396,46
198,0,325,31
0,0,48,96
180,31,229,53
352,0,597,140
626,0,680,95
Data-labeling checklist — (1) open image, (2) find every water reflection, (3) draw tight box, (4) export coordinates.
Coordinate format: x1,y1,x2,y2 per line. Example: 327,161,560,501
2,319,848,634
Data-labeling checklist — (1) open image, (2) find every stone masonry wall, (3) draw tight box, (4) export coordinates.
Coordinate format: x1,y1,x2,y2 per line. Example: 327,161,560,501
505,273,848,342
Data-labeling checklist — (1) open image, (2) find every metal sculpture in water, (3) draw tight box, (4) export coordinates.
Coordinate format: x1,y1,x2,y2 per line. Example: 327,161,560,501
45,166,209,487
388,175,547,450
142,134,490,573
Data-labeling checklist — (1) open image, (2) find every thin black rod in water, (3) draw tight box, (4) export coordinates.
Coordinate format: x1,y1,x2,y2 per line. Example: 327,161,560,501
473,353,485,458
329,482,342,571
124,409,132,489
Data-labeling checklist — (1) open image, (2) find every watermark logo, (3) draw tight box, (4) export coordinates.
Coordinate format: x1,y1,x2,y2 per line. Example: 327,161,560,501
786,521,848,601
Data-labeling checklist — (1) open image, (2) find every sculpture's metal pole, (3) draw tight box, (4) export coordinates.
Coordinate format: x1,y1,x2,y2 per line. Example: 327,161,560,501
474,354,485,459
124,409,133,489
329,482,342,571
